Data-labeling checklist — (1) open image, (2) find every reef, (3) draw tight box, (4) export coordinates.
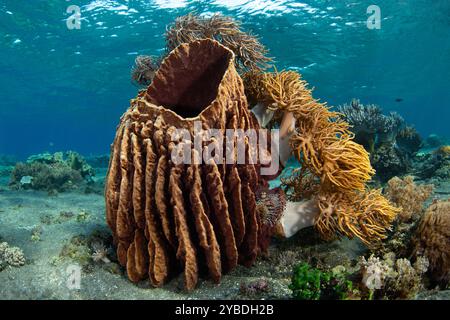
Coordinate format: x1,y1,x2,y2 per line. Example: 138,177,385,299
358,253,428,299
9,151,95,193
106,39,275,291
414,145,450,181
0,242,26,270
244,71,399,245
412,198,450,287
131,13,271,86
290,262,354,300
337,99,421,182
384,176,433,222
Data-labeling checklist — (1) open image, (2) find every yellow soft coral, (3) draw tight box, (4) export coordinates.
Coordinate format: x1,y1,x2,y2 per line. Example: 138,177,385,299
315,189,399,245
244,69,398,244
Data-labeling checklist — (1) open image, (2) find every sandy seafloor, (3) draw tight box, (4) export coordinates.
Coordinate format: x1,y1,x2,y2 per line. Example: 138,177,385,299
0,167,449,300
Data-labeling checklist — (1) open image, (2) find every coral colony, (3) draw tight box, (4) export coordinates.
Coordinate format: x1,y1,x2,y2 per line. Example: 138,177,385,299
106,13,400,291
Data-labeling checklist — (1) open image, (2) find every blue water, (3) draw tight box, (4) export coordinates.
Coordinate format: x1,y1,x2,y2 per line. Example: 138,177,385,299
0,0,449,158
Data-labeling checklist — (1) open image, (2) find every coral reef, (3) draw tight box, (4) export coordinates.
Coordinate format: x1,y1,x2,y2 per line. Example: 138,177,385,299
369,176,433,258
289,262,353,300
130,14,271,86
84,154,110,168
359,253,428,299
384,176,433,222
414,145,450,181
55,231,116,273
0,154,17,166
423,134,447,149
243,70,399,245
9,151,95,192
0,242,26,270
412,198,450,287
337,99,421,181
106,39,276,291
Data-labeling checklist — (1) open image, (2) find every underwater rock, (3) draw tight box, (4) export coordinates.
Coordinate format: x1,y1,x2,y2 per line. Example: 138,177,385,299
106,39,275,291
9,151,95,192
412,198,450,287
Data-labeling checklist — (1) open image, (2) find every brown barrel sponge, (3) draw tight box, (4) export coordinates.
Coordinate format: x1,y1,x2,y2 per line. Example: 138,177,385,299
105,39,273,290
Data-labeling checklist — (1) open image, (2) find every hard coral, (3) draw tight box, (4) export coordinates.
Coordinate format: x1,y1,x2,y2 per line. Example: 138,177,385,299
165,13,271,73
337,99,404,148
384,176,433,222
412,198,450,287
9,151,94,192
0,242,26,270
244,70,398,245
337,99,419,182
359,253,428,299
106,39,274,291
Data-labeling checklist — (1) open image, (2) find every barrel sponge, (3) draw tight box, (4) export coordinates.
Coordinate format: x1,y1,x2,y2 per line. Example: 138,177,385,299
244,70,399,245
105,39,273,290
413,199,450,286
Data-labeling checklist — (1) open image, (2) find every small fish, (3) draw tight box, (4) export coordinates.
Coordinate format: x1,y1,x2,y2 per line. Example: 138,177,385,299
395,98,403,102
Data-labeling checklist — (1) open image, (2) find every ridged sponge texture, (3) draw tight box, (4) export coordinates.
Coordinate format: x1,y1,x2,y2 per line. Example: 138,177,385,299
105,39,270,290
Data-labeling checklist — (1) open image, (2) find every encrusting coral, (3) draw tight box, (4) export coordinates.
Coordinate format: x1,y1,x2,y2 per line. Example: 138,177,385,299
106,39,275,290
131,14,271,86
412,198,450,287
243,70,399,245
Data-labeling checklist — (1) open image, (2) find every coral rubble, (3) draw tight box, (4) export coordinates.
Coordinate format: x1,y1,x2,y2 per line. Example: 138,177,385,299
106,39,274,290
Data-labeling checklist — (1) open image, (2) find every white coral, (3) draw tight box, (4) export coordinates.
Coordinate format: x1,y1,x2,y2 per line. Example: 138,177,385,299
360,255,393,290
0,242,26,267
